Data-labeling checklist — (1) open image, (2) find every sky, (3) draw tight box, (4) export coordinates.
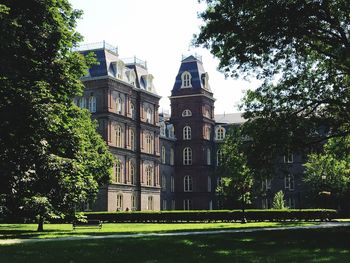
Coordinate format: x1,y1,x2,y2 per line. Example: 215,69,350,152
69,0,260,114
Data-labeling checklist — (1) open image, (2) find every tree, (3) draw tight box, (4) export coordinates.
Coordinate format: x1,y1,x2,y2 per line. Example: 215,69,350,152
217,127,253,222
195,0,350,167
0,0,114,231
273,191,286,209
303,136,350,209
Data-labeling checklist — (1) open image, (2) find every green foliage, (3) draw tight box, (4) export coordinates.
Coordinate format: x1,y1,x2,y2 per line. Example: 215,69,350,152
196,0,350,174
273,191,286,209
304,136,350,209
0,0,113,228
83,209,337,223
216,127,254,210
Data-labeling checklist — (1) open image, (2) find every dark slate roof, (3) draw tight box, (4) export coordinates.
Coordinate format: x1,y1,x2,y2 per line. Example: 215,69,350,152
172,55,212,93
81,49,111,77
214,113,246,124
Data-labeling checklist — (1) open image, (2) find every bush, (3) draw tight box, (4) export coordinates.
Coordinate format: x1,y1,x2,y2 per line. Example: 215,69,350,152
82,209,337,223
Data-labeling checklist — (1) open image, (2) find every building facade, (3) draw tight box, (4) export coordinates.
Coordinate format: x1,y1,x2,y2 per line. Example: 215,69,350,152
77,42,306,211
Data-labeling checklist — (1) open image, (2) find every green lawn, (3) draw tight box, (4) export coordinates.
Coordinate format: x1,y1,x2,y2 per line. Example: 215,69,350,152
0,221,319,239
0,226,349,263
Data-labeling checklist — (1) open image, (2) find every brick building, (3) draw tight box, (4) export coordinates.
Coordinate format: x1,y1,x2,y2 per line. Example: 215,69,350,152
76,42,306,211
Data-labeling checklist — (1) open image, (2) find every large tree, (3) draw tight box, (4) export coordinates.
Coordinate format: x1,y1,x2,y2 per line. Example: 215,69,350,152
0,0,113,231
217,127,253,221
195,0,350,164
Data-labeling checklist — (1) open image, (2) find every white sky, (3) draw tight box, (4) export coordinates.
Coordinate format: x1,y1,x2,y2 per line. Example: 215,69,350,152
69,0,259,114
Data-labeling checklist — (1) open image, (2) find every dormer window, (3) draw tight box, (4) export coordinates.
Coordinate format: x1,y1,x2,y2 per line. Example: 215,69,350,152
215,126,225,140
201,72,209,90
146,75,154,92
182,109,192,117
117,60,125,80
181,71,192,88
160,122,166,136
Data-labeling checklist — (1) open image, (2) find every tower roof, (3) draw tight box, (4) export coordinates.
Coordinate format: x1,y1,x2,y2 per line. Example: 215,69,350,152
171,55,212,95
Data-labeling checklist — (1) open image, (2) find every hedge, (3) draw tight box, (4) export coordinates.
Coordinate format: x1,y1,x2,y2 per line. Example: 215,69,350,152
83,209,337,223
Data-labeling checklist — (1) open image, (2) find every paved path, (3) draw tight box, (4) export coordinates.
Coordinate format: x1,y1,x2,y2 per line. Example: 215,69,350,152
1,222,350,245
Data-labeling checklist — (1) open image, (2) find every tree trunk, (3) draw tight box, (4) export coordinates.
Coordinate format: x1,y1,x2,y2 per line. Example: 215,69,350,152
241,192,247,224
37,215,44,232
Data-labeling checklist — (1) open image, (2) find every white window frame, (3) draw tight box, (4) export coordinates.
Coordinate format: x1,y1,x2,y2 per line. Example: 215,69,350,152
130,130,135,151
183,199,192,210
116,125,123,148
116,194,123,211
88,96,96,113
181,71,192,88
115,162,122,183
284,150,294,163
216,149,222,166
184,175,193,192
146,108,152,123
285,174,295,190
160,122,166,136
182,109,192,117
130,163,135,184
161,146,166,164
183,147,192,165
216,127,225,140
183,126,191,140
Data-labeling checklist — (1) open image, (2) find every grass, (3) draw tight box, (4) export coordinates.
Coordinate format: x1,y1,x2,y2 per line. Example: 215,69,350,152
0,226,349,262
0,221,320,239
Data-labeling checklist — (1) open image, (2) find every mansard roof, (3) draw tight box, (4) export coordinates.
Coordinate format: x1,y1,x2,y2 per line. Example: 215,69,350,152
214,112,246,124
171,55,212,95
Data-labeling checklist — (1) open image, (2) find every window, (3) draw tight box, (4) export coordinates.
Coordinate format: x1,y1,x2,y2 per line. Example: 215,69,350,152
207,176,211,192
262,179,272,191
181,71,192,88
78,97,86,108
130,130,135,151
160,122,166,136
204,125,211,140
170,148,174,165
287,197,295,208
130,103,135,119
130,163,135,184
162,174,166,190
145,134,153,154
131,195,136,210
146,108,152,123
182,109,192,117
207,148,211,165
147,196,154,210
216,127,225,140
217,177,223,187
116,194,123,211
116,125,122,148
161,146,166,164
216,149,222,166
115,162,122,183
262,198,271,209
146,166,153,186
209,200,213,210
88,96,96,113
168,125,175,138
171,176,174,192
284,150,294,163
285,174,295,190
184,175,193,192
162,200,167,210
183,126,191,140
183,199,192,210
116,97,122,114
171,200,175,210
183,147,192,165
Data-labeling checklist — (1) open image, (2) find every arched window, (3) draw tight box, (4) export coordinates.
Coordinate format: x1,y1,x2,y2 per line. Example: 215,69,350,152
182,109,192,117
160,122,166,136
116,97,122,114
181,71,192,88
131,195,136,210
146,166,153,186
130,103,135,119
116,125,122,148
115,162,122,183
145,134,153,154
170,148,174,165
161,146,166,164
130,162,135,184
207,148,211,165
116,194,123,211
162,174,166,189
78,97,86,108
88,96,96,113
216,149,222,166
183,147,192,165
183,126,191,140
147,196,154,210
146,108,152,123
168,125,175,138
184,175,193,192
216,127,225,140
130,130,135,151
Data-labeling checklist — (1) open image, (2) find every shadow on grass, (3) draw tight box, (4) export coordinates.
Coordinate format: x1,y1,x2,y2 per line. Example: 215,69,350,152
0,227,350,263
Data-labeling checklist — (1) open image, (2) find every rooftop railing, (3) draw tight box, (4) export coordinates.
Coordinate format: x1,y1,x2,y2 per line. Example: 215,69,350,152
73,41,118,55
122,56,147,69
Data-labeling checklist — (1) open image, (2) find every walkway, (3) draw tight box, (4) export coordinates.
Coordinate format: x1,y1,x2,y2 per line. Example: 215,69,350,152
1,222,350,245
